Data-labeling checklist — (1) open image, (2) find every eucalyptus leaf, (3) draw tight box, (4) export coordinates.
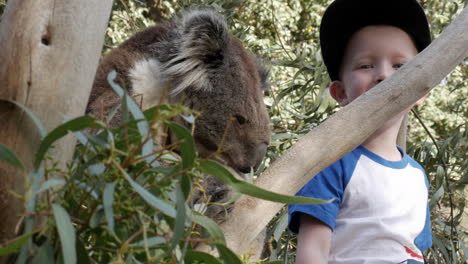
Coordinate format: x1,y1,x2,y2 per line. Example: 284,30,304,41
34,115,103,169
430,185,444,209
121,91,130,124
17,169,44,264
215,243,242,264
432,236,451,262
166,121,196,169
32,239,55,264
169,185,188,251
130,237,166,248
0,143,24,170
0,99,47,137
273,212,289,242
180,114,195,124
89,205,104,228
87,163,106,176
200,160,332,205
103,182,116,234
0,231,35,256
73,130,90,146
191,213,226,245
52,204,76,264
37,179,66,194
122,169,176,218
107,71,154,163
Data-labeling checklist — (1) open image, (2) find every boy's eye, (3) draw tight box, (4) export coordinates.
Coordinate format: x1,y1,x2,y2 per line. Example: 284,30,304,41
358,64,372,69
393,63,404,69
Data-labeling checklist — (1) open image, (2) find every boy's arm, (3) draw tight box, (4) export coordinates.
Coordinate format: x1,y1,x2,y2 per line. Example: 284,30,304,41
295,213,332,264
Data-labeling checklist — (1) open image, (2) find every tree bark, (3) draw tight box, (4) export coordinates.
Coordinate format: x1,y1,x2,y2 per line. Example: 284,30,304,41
397,114,408,150
198,6,468,256
0,0,113,243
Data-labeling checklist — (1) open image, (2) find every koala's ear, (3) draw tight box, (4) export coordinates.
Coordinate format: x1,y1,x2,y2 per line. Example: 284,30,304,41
162,9,228,96
254,56,271,91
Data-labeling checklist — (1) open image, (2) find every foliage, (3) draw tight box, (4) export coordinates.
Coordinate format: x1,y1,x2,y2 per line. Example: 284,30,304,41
0,0,6,19
0,73,325,263
0,0,466,263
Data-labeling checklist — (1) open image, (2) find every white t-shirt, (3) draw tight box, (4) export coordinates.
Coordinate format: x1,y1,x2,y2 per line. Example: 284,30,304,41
288,145,432,264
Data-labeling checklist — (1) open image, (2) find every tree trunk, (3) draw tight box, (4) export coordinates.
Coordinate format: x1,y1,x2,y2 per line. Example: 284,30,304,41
0,0,113,243
198,6,468,256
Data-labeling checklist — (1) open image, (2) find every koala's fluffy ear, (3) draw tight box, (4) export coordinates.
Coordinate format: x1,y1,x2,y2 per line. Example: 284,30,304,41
162,9,228,96
254,56,271,91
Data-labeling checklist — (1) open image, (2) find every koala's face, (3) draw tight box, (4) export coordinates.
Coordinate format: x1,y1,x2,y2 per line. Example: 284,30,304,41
183,38,271,174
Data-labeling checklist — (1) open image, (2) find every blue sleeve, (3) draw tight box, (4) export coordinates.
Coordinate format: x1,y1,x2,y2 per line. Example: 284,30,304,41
414,204,432,251
414,167,432,251
288,158,348,233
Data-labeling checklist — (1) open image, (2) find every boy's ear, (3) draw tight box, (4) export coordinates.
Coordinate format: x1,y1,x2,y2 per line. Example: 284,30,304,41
329,80,348,106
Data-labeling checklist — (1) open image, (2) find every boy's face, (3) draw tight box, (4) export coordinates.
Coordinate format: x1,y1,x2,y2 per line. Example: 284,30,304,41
330,25,419,106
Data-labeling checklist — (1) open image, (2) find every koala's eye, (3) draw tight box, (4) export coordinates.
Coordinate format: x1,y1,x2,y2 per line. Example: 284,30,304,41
234,114,247,125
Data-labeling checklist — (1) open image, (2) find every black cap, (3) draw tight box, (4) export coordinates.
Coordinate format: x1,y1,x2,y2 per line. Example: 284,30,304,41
320,0,431,81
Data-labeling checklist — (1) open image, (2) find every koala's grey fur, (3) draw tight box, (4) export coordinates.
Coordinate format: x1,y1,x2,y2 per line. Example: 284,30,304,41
87,10,271,250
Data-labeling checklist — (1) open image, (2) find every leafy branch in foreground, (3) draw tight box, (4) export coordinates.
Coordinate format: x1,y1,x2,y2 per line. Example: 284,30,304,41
0,76,327,264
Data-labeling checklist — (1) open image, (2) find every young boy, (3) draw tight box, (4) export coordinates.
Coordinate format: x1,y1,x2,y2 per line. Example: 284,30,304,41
288,0,433,263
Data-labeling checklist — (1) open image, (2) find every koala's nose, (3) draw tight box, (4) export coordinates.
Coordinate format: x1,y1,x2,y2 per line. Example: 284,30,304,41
253,142,268,169
236,142,268,174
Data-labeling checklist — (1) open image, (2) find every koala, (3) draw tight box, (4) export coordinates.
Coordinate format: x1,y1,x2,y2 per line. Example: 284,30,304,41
87,9,271,226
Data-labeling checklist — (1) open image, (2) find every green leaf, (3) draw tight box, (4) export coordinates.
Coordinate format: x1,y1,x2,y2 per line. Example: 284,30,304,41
87,163,106,176
215,243,242,264
200,160,332,204
180,173,193,200
37,179,66,194
123,170,176,218
52,204,77,264
121,91,130,124
89,205,104,228
273,212,288,242
107,71,154,163
0,232,35,256
17,169,44,264
103,182,116,234
191,213,226,245
169,185,188,251
130,237,166,248
34,115,103,169
184,251,223,264
0,99,47,137
180,114,195,124
166,121,196,169
432,236,450,262
430,185,444,209
0,143,24,170
32,239,55,264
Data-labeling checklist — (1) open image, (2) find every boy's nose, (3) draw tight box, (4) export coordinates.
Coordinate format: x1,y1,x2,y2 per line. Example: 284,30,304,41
376,65,393,83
